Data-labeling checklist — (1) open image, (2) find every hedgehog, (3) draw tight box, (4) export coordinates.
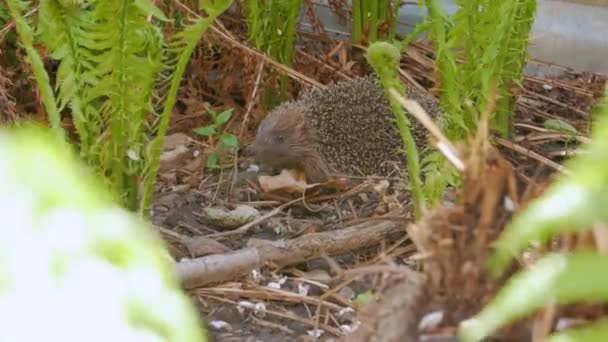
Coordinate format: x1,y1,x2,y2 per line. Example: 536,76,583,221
249,75,443,183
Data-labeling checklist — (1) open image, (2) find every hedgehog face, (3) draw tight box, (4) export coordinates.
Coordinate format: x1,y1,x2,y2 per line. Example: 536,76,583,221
249,105,310,172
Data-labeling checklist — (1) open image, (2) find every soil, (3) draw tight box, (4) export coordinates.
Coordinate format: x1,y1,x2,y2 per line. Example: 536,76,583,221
148,61,606,341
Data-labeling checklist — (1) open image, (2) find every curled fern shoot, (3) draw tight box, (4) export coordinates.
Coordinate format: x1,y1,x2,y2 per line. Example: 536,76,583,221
367,41,425,218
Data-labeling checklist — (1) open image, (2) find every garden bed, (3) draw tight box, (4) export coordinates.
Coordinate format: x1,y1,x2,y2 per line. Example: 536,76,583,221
146,14,607,342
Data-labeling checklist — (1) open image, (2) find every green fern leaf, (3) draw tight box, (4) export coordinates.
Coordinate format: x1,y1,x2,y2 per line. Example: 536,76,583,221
139,0,235,216
459,252,608,342
549,319,608,342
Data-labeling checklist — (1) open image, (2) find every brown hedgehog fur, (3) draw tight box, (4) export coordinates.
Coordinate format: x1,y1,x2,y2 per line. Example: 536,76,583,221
250,75,443,183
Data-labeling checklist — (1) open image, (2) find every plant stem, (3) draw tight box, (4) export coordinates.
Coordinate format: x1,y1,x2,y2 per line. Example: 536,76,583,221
368,0,378,42
139,0,234,216
367,41,425,219
7,0,64,140
352,0,362,42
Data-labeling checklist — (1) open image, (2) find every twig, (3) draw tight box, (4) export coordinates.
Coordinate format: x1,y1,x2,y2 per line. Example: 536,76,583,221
195,287,345,311
513,122,591,144
522,88,588,118
239,61,265,140
176,221,405,288
209,25,325,89
495,137,570,174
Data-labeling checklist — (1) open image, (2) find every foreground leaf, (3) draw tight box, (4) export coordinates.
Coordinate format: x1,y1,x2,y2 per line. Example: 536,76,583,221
488,87,608,276
0,124,206,341
549,319,608,342
459,252,608,342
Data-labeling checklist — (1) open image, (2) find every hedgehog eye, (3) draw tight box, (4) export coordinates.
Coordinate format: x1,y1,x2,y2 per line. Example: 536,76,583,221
275,134,286,143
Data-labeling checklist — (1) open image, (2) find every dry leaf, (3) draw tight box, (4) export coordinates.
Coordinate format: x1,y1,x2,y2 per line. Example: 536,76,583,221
199,205,261,230
258,169,309,193
182,236,230,257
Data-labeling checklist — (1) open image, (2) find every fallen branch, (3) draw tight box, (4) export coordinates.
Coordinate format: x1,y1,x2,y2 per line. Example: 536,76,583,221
175,220,407,289
342,268,427,342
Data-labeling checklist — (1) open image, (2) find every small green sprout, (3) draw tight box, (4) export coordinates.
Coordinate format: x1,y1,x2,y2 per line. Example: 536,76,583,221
193,107,239,169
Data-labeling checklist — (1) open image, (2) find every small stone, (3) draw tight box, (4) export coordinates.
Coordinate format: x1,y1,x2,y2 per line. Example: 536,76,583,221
418,310,444,332
338,286,355,300
208,320,232,331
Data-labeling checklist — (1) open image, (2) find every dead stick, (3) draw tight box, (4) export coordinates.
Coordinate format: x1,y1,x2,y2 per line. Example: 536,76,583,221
389,88,466,172
495,137,570,174
176,221,406,289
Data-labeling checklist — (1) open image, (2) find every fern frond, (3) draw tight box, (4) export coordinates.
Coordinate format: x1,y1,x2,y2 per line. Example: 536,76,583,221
38,0,100,154
81,0,165,210
139,0,235,216
7,0,64,138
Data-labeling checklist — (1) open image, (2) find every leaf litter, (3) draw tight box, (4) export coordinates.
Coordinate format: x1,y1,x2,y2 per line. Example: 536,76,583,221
148,14,606,342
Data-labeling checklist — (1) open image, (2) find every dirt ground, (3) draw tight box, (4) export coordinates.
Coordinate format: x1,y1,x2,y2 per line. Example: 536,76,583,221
149,54,607,341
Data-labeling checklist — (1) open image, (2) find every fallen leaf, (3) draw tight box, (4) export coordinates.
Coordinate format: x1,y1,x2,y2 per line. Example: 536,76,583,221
543,118,577,134
258,169,309,193
159,133,192,173
182,236,230,257
306,177,349,194
199,205,261,230
163,132,190,151
300,269,332,285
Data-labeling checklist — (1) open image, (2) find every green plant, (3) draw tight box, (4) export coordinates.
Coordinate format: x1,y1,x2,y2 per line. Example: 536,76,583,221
367,41,425,219
351,0,401,44
245,0,302,104
0,123,207,341
8,0,234,215
458,85,608,342
7,0,63,138
414,0,537,139
399,0,537,205
193,107,238,169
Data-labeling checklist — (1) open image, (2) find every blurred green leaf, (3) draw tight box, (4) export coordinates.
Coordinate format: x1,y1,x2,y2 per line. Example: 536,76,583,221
206,152,219,169
544,119,578,135
549,319,608,342
193,125,216,137
219,133,238,148
459,252,608,342
0,123,207,342
488,88,608,277
134,0,168,21
215,109,233,126
354,290,373,305
460,85,608,342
